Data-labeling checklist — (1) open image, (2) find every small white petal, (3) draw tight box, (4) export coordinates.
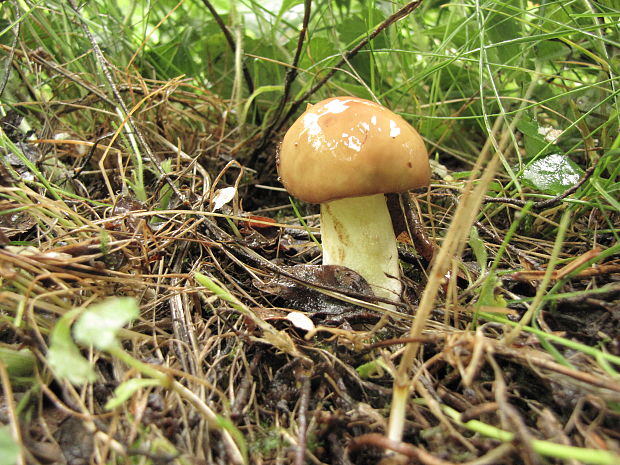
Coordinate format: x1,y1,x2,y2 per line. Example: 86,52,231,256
212,187,237,211
286,311,315,332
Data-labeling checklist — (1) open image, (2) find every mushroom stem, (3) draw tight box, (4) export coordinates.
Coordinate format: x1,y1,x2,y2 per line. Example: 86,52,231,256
320,194,402,305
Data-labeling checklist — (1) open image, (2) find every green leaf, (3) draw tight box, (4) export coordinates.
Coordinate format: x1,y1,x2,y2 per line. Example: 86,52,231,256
469,226,488,272
337,16,367,45
73,298,139,352
215,415,248,465
105,378,162,410
536,40,570,61
591,179,620,212
486,0,524,64
478,272,507,307
0,426,20,465
299,36,336,69
47,309,97,385
356,359,388,379
0,20,15,45
521,153,583,195
277,0,304,18
517,116,554,158
0,347,35,379
195,272,239,306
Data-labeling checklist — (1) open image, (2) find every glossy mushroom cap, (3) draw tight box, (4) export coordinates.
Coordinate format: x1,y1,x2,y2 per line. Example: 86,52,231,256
278,96,430,203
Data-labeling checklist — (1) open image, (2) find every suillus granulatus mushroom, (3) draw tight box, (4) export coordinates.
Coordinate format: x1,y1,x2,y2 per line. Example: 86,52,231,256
277,96,430,307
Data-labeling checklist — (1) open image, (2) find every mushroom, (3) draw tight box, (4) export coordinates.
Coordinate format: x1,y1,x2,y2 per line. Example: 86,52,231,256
277,96,430,307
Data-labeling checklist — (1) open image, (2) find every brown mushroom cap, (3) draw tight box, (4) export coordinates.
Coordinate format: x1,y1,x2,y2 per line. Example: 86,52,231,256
278,96,430,204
